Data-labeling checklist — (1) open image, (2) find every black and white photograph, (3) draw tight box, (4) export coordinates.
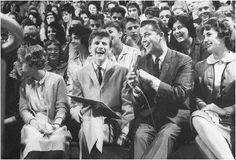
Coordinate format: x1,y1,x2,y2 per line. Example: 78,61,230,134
1,0,235,159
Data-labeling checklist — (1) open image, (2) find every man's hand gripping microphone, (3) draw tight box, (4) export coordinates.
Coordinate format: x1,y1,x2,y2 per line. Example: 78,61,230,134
129,55,142,95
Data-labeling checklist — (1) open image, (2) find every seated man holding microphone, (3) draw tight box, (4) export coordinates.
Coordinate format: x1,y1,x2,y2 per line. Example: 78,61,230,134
127,18,193,159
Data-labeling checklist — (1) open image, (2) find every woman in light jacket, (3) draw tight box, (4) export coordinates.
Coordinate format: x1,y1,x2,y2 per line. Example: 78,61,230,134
19,45,71,158
191,17,235,159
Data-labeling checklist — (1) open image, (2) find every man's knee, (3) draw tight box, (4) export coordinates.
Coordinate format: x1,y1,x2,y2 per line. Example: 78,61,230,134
159,123,182,141
134,124,156,143
134,130,148,145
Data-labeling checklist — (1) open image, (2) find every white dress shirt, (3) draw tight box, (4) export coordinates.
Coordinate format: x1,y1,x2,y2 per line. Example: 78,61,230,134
92,59,108,78
109,43,141,70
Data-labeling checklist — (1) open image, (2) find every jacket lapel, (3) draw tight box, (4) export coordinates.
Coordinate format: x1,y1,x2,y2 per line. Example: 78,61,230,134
102,60,115,87
145,54,155,75
86,62,100,86
159,49,172,81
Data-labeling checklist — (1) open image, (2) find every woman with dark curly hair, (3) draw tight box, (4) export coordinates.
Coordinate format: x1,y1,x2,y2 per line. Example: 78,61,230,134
65,24,92,92
40,11,66,45
79,9,91,26
45,21,66,45
168,14,210,65
191,17,235,159
28,11,42,28
19,45,71,159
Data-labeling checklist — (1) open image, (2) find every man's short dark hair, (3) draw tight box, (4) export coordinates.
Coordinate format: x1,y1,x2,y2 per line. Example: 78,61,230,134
110,6,126,18
79,9,91,18
141,18,168,37
89,14,104,25
45,11,58,25
159,6,173,16
104,20,122,32
61,3,75,15
72,16,84,25
122,16,140,28
144,6,159,18
88,29,111,47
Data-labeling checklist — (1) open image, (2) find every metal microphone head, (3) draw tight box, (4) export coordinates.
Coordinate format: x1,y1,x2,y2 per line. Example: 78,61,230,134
131,55,141,73
134,85,141,92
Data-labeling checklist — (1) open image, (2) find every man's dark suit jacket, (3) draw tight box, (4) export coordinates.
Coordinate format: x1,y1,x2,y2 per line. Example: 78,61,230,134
133,48,194,128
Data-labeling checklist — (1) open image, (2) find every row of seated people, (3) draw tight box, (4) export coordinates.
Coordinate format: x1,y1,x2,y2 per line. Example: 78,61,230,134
6,17,235,159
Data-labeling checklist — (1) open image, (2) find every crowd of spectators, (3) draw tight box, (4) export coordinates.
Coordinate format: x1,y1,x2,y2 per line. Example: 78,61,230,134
1,0,235,159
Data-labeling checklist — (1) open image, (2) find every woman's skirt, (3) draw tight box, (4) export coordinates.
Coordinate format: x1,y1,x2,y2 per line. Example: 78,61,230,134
21,124,72,158
191,110,235,150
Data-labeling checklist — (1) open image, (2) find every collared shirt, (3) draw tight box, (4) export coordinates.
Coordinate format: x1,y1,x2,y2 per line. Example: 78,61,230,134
36,71,48,85
207,51,236,87
149,47,168,92
92,59,108,77
109,43,141,70
151,47,167,70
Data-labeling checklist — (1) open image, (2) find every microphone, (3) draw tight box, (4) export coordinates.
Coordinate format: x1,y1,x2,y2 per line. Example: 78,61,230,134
133,85,142,96
131,55,141,74
130,55,142,95
129,55,156,128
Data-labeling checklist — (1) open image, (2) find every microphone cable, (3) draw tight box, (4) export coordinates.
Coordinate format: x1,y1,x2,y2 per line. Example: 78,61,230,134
133,86,156,129
131,55,156,128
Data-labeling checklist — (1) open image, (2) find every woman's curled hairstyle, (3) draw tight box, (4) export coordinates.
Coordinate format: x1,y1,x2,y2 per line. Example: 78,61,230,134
203,17,233,50
168,14,196,38
25,45,46,69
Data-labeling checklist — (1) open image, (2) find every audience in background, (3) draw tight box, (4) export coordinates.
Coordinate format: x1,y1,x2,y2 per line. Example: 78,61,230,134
144,6,159,19
122,16,143,53
1,0,235,159
126,1,141,19
104,20,141,70
61,3,74,40
44,40,68,81
168,14,210,65
110,6,126,23
87,1,101,15
79,9,90,26
88,14,104,31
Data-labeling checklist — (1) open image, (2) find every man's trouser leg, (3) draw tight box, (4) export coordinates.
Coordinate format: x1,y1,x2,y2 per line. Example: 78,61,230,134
141,122,182,159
